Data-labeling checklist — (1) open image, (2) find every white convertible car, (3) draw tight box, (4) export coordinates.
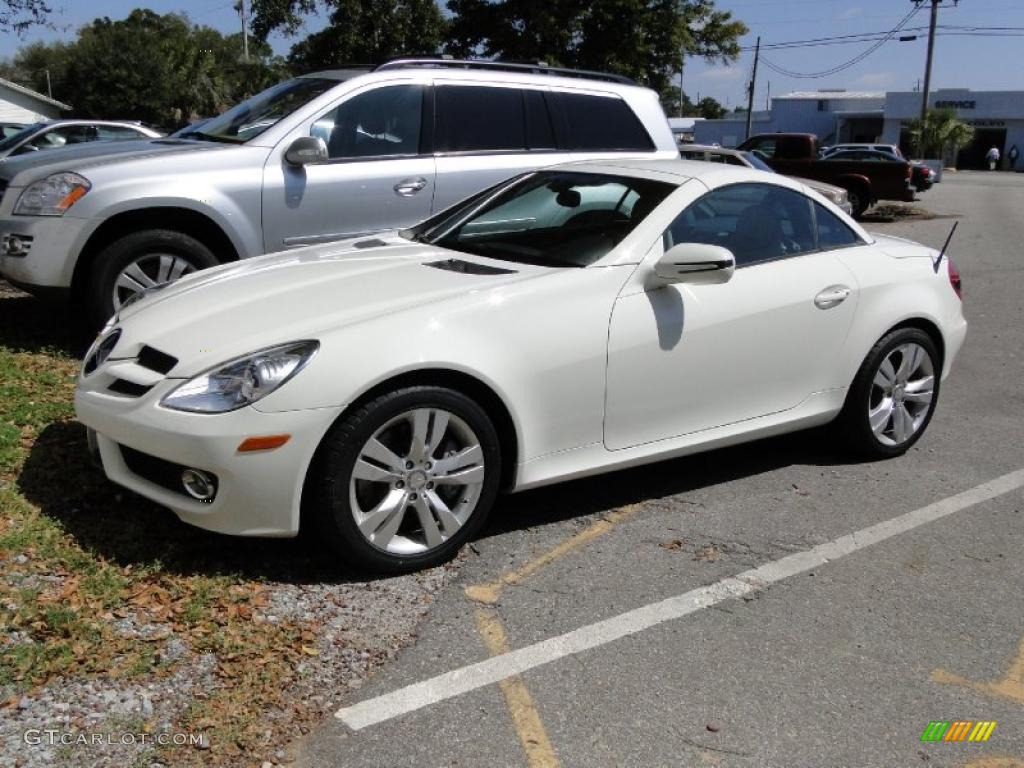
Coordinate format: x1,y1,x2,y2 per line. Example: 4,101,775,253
75,160,966,572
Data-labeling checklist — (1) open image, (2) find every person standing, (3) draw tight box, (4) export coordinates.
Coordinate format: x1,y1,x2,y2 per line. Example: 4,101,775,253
1010,145,1020,172
986,145,1001,171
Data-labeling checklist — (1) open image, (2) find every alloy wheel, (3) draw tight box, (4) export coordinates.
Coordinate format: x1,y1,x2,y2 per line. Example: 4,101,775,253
348,408,486,555
868,342,935,446
112,253,197,310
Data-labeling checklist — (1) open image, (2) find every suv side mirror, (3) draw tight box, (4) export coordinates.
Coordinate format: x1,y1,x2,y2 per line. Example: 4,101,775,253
653,243,735,285
285,136,328,166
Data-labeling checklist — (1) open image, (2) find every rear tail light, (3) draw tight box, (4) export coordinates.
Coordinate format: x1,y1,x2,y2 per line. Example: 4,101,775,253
906,164,913,179
947,257,962,299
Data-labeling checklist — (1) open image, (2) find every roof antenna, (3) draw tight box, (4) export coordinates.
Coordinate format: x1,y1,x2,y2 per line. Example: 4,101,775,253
933,220,958,273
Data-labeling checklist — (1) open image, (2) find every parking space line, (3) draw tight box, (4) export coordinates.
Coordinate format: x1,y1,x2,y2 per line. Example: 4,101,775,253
475,607,561,768
336,468,1024,731
465,503,643,605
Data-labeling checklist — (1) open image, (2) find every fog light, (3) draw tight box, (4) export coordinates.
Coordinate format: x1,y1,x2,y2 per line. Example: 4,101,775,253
181,468,217,501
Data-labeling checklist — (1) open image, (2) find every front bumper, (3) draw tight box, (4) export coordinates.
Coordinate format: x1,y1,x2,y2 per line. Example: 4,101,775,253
0,214,90,289
75,385,344,537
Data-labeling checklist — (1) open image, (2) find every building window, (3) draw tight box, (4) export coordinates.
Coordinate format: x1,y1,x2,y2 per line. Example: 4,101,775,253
817,99,830,112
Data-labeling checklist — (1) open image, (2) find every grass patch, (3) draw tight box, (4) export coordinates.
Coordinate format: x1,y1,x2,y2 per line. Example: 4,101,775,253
0,291,328,766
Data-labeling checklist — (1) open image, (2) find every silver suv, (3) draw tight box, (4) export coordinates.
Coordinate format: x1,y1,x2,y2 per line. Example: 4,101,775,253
0,58,677,324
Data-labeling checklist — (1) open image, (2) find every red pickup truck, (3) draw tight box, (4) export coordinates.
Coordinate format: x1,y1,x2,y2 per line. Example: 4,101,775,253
736,133,917,218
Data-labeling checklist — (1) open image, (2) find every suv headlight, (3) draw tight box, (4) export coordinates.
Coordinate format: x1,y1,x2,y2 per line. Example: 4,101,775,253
160,341,319,413
14,172,91,216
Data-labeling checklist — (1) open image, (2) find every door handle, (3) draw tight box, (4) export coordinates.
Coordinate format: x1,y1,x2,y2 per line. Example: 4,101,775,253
394,177,428,197
814,285,851,310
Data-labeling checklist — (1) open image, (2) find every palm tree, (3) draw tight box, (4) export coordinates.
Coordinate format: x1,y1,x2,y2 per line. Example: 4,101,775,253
906,108,975,159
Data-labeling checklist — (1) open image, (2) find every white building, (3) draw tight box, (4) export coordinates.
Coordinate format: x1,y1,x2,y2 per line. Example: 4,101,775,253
0,76,71,124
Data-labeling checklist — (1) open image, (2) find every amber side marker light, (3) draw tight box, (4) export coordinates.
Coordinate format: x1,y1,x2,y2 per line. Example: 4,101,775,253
59,185,89,210
237,434,291,452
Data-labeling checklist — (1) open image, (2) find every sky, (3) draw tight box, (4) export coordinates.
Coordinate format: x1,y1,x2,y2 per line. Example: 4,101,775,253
1,0,1023,109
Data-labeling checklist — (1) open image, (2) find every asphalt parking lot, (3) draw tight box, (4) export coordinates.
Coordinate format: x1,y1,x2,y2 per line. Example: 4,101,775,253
298,171,1024,768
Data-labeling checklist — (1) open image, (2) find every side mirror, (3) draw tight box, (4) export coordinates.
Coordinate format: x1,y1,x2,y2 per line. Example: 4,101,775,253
284,136,328,167
653,243,735,285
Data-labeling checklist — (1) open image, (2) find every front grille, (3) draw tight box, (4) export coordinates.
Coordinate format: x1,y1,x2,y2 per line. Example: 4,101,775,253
107,379,153,397
137,345,178,374
120,445,217,499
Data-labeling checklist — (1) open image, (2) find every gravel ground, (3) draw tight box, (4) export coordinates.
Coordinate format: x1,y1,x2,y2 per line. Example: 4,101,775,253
1,558,455,768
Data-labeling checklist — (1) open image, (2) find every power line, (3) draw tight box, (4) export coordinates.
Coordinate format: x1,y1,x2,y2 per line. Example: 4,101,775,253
759,5,923,79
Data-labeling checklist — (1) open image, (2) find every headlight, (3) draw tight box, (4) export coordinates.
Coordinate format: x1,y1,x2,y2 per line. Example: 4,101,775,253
14,172,91,216
160,341,319,413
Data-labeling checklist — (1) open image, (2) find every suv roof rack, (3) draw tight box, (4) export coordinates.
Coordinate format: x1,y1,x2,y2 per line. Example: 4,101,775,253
372,56,636,86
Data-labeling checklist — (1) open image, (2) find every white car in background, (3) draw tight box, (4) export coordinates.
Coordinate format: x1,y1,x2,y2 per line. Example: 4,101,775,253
680,143,853,214
75,160,967,573
821,143,904,159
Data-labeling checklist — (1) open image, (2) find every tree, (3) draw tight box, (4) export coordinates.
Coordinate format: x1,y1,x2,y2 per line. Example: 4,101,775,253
444,0,747,97
0,0,52,35
0,10,287,127
694,95,725,119
250,0,447,72
906,107,975,159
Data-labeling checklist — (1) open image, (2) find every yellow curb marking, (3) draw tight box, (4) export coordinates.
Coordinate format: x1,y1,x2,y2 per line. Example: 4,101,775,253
960,757,1024,768
464,503,645,767
465,504,644,605
475,606,560,768
933,636,1024,705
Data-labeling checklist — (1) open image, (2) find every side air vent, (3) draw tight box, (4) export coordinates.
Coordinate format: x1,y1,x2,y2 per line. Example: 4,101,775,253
137,345,178,374
425,259,516,276
108,379,153,397
354,238,388,249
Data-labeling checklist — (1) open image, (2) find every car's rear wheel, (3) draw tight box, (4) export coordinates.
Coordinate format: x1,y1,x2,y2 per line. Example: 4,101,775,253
838,328,940,458
844,185,870,219
87,229,219,327
308,386,502,573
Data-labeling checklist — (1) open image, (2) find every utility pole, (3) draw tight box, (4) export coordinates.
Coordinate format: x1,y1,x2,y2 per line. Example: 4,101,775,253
44,69,52,100
678,58,684,118
766,80,771,111
745,36,760,140
914,0,959,121
235,0,250,61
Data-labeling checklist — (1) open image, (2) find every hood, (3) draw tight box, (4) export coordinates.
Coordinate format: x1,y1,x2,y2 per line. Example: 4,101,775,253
109,236,542,376
0,139,234,184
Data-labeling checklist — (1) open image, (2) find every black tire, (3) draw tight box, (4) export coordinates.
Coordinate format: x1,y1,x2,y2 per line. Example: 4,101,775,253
836,328,941,459
307,386,502,574
844,184,870,219
86,229,219,328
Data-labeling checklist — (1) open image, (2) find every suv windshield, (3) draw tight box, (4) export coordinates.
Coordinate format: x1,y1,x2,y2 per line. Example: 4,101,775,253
182,77,338,143
0,122,43,152
414,171,675,267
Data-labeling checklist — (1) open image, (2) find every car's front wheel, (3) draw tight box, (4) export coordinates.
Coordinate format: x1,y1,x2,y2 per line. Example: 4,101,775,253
87,229,219,327
308,386,502,573
838,328,940,458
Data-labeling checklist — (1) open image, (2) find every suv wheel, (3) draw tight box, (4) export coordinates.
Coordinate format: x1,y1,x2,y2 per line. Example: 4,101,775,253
845,185,870,219
87,229,219,327
307,386,502,573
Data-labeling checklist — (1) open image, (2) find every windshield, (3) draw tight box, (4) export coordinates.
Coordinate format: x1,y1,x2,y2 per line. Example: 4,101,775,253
412,171,675,268
0,122,43,152
182,77,337,143
743,151,775,172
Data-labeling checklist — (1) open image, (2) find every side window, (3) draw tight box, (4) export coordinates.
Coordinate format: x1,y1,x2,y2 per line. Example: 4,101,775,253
748,137,777,158
315,85,423,160
665,183,815,267
436,85,526,152
550,92,654,151
524,89,556,150
814,202,863,249
96,125,147,140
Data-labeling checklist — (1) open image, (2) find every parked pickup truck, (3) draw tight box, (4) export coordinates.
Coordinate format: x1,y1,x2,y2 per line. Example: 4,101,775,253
736,133,917,218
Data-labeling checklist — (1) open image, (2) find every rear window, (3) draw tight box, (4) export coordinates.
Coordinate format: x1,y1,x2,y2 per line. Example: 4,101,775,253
549,92,654,152
436,85,526,152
